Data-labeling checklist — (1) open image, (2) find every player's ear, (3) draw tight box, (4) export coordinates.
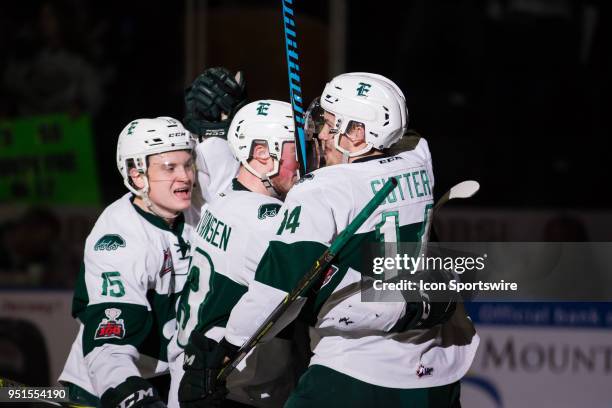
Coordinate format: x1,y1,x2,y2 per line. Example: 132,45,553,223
252,142,271,163
346,122,366,145
129,168,145,189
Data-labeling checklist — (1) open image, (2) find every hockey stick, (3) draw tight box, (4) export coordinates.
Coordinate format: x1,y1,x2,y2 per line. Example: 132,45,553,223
0,377,93,408
217,177,399,380
420,180,480,250
433,180,480,212
281,0,308,176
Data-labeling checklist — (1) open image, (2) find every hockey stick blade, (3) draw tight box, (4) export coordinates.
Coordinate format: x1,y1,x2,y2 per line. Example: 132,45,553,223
218,177,398,381
0,377,94,408
433,180,480,212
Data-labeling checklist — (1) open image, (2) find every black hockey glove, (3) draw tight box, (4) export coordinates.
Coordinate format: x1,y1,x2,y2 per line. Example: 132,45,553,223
100,376,166,408
184,67,247,140
179,331,239,408
391,267,458,332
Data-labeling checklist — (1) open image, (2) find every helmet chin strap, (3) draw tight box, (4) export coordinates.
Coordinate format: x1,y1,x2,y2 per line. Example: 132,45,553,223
243,160,282,198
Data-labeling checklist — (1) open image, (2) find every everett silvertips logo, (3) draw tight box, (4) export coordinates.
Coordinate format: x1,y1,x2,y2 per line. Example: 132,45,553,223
94,308,125,340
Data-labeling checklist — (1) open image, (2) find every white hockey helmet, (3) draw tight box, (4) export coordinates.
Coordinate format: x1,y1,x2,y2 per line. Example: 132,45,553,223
318,72,408,157
116,116,193,196
227,100,295,181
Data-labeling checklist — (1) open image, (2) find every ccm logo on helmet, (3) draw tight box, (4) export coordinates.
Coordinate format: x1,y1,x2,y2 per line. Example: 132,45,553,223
168,132,186,138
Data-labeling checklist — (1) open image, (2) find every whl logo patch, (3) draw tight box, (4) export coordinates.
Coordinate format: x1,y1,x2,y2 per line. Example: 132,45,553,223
160,248,174,276
317,264,339,292
94,234,126,251
256,102,271,115
258,203,281,219
356,82,371,96
95,308,125,340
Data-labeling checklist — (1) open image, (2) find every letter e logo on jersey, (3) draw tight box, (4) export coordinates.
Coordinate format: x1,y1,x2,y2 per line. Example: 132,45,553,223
258,203,281,220
94,308,125,340
94,234,126,251
256,102,271,116
356,82,371,97
160,248,174,276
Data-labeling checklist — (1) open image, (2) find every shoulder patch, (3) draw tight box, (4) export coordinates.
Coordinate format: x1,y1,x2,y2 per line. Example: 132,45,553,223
258,203,281,220
94,308,125,340
94,234,126,251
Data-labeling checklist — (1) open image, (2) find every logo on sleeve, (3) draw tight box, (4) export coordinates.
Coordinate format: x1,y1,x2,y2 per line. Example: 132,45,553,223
416,363,434,378
94,308,125,340
160,248,174,276
94,234,126,251
317,264,339,292
258,203,281,220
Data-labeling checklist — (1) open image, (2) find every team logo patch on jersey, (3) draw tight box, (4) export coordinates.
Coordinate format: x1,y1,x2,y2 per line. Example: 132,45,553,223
94,234,126,251
416,363,434,378
317,264,339,291
160,248,174,276
258,203,281,219
94,308,125,340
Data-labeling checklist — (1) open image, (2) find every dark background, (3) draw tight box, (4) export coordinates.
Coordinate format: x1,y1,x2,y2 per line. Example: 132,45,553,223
1,0,609,206
0,0,610,289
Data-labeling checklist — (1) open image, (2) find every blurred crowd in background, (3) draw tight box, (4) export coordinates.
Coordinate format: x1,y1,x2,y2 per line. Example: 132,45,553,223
0,0,610,289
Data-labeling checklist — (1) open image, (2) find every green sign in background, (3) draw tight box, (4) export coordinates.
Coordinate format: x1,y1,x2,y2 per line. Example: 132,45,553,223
0,114,100,205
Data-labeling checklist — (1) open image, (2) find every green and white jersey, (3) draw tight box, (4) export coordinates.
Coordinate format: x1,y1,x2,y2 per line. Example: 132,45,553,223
225,138,479,389
185,137,240,226
59,193,192,397
175,180,295,407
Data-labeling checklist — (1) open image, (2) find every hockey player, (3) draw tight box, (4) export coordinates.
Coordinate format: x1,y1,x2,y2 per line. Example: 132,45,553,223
176,100,300,408
59,117,196,408
204,73,479,407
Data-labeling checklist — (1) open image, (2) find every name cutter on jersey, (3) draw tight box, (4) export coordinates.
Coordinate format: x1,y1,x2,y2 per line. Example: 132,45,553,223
94,308,126,340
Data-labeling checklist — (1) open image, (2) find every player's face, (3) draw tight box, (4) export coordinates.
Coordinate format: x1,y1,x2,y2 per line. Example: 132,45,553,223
272,142,299,196
318,111,344,166
146,150,194,217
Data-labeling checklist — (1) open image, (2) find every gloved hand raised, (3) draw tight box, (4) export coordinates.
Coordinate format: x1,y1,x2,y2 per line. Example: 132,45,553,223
184,67,247,140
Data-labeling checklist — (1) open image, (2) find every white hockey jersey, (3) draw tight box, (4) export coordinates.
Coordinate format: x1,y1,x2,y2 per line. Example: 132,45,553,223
59,193,193,397
184,137,240,226
175,179,295,407
225,138,479,389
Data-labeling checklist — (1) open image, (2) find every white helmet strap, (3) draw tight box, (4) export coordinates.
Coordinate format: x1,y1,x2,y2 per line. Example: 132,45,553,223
242,158,282,198
131,169,180,221
333,132,373,163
